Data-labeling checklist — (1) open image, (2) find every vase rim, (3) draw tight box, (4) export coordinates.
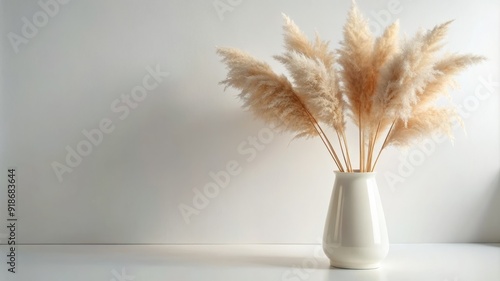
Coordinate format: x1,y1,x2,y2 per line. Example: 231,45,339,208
333,170,376,175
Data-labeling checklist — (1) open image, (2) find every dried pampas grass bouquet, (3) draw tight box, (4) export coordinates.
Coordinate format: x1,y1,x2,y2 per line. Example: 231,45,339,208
216,2,484,173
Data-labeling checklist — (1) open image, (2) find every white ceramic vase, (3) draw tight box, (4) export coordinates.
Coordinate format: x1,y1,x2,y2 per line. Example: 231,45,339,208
323,171,389,269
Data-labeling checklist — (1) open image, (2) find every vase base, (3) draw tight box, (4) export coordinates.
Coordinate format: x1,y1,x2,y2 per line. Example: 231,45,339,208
329,260,381,270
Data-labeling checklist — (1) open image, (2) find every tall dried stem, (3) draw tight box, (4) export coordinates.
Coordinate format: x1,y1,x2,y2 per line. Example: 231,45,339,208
371,119,396,171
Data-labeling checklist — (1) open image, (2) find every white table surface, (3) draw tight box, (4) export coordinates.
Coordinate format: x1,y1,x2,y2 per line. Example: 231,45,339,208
0,244,499,281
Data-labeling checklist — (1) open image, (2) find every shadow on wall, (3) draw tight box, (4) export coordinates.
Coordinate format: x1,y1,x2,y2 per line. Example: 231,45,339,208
478,171,500,242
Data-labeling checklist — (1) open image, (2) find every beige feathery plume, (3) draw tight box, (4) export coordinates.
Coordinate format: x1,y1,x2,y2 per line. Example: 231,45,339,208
217,47,317,138
276,14,345,131
275,52,345,131
216,4,484,173
217,47,346,171
281,14,334,68
337,2,377,171
277,14,351,170
337,2,375,125
372,21,400,70
421,20,454,54
366,20,400,132
417,54,486,106
386,107,458,147
364,20,400,171
373,21,453,123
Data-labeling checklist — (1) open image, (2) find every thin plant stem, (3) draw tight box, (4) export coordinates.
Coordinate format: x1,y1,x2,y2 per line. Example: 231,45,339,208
358,109,364,172
336,131,350,172
315,125,343,171
367,121,381,172
362,130,366,172
307,111,345,172
365,132,373,172
341,131,353,172
372,119,397,171
293,95,344,172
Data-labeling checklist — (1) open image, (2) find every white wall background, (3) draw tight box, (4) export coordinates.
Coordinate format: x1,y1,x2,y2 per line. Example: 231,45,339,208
0,0,499,244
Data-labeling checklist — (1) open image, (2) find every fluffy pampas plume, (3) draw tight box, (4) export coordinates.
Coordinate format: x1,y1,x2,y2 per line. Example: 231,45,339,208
217,47,316,137
217,47,347,171
216,2,484,173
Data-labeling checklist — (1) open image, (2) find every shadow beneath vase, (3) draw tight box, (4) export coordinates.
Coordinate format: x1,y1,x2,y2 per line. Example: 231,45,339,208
144,244,331,269
144,244,391,281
